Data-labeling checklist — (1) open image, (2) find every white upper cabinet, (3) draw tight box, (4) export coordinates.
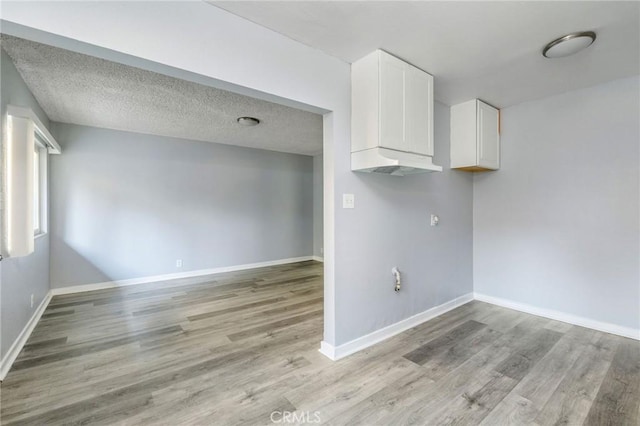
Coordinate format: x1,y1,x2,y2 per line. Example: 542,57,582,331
352,50,434,156
450,99,500,171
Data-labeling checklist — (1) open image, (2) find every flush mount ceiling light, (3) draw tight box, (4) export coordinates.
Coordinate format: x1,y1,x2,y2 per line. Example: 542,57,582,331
543,31,596,58
237,116,260,126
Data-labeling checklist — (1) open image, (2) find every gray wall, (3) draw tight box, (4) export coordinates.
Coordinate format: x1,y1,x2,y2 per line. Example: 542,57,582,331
334,101,474,344
313,154,323,258
49,123,314,288
0,9,471,353
0,49,51,360
474,76,640,332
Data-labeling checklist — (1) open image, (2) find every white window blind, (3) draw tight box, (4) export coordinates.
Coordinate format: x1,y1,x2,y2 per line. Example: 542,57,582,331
4,115,35,257
3,106,61,258
33,145,41,236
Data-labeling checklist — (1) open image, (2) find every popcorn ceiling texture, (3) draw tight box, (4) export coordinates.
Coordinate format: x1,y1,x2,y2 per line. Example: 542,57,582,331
1,36,323,156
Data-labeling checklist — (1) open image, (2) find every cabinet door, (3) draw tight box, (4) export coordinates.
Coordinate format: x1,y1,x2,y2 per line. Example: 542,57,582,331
477,101,500,169
405,65,433,156
379,53,407,152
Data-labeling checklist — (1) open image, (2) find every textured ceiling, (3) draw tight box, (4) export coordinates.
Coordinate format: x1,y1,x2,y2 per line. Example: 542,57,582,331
213,1,640,108
1,35,323,156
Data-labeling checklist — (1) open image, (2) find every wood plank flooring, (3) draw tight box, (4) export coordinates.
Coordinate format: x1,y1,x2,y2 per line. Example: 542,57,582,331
1,260,639,425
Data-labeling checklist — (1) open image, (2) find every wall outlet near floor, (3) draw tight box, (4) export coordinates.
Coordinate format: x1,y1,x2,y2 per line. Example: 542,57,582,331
30,294,34,308
176,259,183,268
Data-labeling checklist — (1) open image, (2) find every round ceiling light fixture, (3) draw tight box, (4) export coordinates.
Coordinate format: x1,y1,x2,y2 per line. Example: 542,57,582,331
542,31,596,58
237,116,260,127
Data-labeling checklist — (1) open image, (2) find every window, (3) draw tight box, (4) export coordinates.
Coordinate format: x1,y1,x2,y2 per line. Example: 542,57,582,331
4,105,59,257
33,136,47,237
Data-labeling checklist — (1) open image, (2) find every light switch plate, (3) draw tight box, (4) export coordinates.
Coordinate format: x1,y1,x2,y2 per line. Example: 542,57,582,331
343,194,355,209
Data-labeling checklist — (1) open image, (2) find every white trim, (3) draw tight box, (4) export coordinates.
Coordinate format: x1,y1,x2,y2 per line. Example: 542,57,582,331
7,105,61,154
0,291,52,381
319,292,474,361
474,293,640,341
319,341,336,359
321,112,336,352
51,256,315,296
312,256,324,262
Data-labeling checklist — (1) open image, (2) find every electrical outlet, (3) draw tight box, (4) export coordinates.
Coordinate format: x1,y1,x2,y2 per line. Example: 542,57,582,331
30,294,34,308
176,259,183,268
430,214,440,226
343,194,355,209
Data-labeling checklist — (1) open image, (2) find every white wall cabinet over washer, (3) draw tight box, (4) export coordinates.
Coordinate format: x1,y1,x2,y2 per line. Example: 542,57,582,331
351,49,441,175
450,99,500,171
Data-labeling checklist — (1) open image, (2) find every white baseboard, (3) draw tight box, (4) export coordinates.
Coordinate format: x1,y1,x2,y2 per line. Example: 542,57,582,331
0,290,53,381
51,256,315,296
474,292,640,341
312,256,324,262
319,292,474,361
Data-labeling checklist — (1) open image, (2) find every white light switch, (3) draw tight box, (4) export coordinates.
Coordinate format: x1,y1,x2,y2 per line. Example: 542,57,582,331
343,194,355,209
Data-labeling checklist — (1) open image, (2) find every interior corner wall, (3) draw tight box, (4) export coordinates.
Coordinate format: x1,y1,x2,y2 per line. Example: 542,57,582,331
474,76,640,334
313,154,323,258
48,123,314,289
0,49,51,361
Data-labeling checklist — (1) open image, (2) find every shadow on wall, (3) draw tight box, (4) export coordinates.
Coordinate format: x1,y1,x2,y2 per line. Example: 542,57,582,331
49,124,315,289
51,167,225,287
50,235,113,288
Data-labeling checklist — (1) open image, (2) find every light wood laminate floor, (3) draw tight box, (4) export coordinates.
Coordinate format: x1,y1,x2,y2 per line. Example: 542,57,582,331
1,261,639,425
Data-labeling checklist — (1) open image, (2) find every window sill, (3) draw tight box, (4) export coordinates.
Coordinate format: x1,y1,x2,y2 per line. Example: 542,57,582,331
34,232,47,240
